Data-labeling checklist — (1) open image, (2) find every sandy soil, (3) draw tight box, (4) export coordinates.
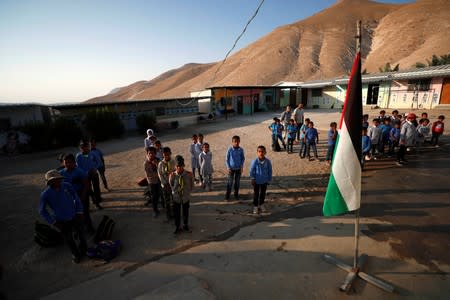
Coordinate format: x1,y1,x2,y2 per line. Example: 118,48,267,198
0,108,448,299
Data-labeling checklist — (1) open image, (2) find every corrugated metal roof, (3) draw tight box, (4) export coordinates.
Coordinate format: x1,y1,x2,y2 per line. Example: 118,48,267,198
276,64,450,88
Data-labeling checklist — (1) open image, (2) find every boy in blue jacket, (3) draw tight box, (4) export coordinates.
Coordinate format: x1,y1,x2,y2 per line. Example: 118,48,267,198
249,145,272,214
225,135,245,200
361,128,372,167
39,169,87,263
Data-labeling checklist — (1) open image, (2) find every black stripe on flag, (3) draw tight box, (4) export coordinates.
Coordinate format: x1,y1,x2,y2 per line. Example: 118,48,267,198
340,52,362,163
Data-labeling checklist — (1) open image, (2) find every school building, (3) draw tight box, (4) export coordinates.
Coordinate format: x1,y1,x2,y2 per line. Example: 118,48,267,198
295,64,450,110
2,64,449,132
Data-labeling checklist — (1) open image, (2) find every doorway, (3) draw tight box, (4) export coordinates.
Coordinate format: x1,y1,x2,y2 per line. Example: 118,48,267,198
367,84,379,105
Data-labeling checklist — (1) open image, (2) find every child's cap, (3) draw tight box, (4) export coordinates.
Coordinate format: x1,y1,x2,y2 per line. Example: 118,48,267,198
45,169,64,183
407,112,417,120
175,155,185,166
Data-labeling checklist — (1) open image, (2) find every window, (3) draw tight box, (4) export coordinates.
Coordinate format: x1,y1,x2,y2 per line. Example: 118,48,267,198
155,107,165,116
312,89,322,97
407,79,431,91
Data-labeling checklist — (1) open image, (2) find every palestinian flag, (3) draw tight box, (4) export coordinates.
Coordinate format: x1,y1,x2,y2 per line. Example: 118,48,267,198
323,52,362,216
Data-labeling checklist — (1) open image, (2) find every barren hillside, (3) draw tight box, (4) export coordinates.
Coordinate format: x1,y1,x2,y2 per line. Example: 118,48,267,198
86,0,450,103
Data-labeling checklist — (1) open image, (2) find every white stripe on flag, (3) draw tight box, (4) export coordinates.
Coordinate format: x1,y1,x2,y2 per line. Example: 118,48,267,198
332,121,361,211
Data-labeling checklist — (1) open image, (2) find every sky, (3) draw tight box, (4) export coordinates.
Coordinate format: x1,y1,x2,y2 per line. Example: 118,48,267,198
0,0,413,104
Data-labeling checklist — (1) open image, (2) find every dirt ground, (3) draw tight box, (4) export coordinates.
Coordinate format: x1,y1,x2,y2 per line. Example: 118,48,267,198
0,108,448,299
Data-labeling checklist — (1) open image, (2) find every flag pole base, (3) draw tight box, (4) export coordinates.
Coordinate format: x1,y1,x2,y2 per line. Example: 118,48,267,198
323,253,395,293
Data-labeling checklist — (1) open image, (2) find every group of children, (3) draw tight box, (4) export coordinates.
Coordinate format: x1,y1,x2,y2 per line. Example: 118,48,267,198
268,116,325,162
144,130,274,234
362,110,445,166
39,138,109,263
144,129,219,234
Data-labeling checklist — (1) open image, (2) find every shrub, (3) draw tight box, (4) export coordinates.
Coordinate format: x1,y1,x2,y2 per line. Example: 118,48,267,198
17,121,52,151
52,117,82,147
84,108,124,141
136,113,157,133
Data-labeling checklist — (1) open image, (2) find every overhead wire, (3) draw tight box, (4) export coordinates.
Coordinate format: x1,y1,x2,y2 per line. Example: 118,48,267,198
190,0,265,101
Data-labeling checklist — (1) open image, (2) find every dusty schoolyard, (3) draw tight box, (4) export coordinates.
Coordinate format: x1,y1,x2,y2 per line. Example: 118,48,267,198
0,108,449,299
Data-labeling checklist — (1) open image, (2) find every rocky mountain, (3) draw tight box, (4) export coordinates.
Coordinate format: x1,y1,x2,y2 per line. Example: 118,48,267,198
86,0,450,103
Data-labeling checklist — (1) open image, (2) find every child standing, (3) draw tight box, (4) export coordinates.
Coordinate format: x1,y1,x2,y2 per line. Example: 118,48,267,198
76,140,102,209
249,145,272,214
397,113,417,166
305,121,319,161
197,133,205,183
169,155,194,234
416,118,431,147
286,119,297,153
144,129,155,152
60,154,93,233
199,143,214,191
362,114,369,130
144,147,161,217
379,118,392,156
268,117,283,151
276,118,286,150
189,134,202,182
157,147,176,221
225,135,245,200
431,115,445,147
154,140,164,161
326,122,337,164
368,119,382,159
361,128,372,166
90,138,109,191
389,121,401,155
298,118,310,158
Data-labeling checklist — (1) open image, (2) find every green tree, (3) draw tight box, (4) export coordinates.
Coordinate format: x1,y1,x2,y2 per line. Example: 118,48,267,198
84,108,124,141
52,117,82,147
135,112,156,133
378,62,399,73
415,53,450,68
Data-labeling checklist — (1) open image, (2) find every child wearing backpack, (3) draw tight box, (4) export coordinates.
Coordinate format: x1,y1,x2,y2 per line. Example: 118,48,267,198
169,155,194,234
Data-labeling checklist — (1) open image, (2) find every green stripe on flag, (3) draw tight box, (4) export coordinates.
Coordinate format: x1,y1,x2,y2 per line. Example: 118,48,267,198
323,172,349,216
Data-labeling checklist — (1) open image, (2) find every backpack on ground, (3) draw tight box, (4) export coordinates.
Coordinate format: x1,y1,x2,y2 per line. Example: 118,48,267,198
272,140,281,152
94,215,115,243
34,221,64,247
87,240,121,262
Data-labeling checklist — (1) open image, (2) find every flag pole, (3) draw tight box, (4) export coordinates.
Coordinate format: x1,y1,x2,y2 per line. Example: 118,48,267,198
322,20,395,294
353,20,362,270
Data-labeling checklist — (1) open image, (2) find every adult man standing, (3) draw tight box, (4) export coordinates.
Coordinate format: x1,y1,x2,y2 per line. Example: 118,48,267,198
280,105,292,142
293,103,305,141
